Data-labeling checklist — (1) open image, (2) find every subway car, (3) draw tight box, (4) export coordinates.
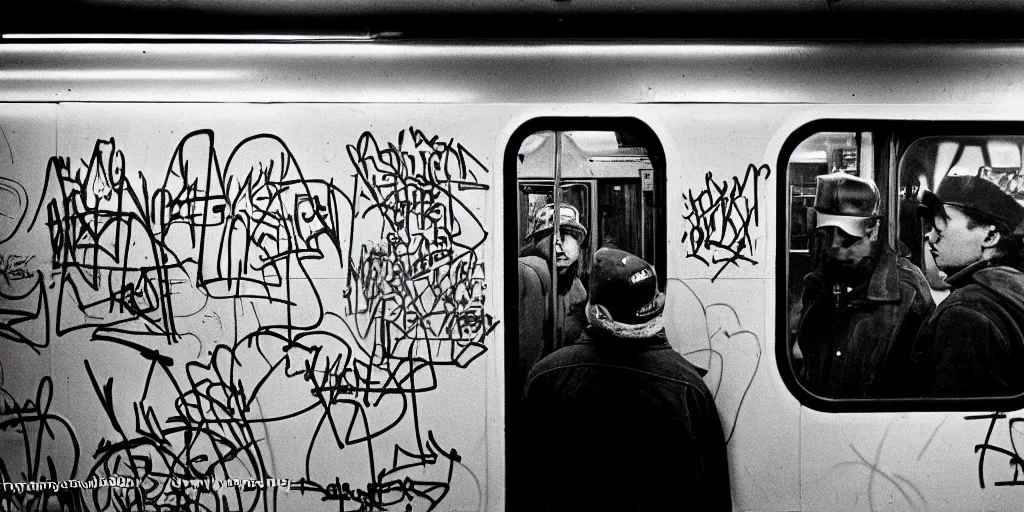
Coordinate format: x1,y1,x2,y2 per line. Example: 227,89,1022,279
6,2,1024,511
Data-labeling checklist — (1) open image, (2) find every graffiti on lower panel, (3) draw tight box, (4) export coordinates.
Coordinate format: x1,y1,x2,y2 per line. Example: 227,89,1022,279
966,412,1024,488
667,279,761,444
0,125,495,511
832,422,929,511
681,164,771,281
0,377,83,512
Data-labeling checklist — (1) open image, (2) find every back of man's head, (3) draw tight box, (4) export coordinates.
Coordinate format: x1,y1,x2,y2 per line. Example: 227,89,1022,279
588,248,665,325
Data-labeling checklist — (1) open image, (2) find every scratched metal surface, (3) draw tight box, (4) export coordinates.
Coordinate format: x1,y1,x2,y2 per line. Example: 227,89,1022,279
3,42,1024,104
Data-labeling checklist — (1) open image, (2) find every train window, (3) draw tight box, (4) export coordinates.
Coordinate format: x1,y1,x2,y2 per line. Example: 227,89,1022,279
504,119,665,507
783,123,1024,410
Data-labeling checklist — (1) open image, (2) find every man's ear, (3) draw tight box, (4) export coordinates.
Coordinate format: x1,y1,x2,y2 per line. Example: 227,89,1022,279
982,226,1002,249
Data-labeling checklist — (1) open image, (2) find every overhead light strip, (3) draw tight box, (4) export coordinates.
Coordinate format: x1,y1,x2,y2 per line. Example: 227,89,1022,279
1,33,385,41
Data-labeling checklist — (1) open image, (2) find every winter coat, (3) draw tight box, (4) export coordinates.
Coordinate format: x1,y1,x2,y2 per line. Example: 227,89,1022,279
515,254,587,395
797,244,935,398
521,327,732,512
909,261,1024,397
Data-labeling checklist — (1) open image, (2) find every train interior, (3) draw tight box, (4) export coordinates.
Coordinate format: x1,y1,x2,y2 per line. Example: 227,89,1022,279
786,127,1024,382
516,129,663,292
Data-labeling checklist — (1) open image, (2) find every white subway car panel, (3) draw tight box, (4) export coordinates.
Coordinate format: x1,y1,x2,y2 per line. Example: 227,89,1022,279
2,42,1024,511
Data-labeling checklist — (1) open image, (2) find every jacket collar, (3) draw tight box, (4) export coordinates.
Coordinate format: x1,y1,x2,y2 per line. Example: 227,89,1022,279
578,328,709,377
581,326,668,348
944,259,993,289
864,243,901,302
585,303,664,340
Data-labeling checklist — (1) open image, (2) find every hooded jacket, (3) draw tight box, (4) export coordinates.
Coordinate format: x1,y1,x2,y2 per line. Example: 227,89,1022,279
521,324,732,512
508,242,590,511
797,244,935,398
515,242,588,395
909,261,1024,397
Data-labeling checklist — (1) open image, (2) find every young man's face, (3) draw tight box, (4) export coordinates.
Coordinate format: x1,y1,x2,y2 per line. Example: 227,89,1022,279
927,205,990,274
536,230,581,273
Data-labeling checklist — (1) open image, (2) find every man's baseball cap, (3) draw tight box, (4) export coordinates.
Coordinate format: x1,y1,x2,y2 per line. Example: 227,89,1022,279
919,175,1024,233
589,247,665,325
813,173,880,237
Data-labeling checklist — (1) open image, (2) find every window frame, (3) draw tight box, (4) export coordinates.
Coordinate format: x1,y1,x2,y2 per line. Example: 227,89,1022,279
777,119,1024,413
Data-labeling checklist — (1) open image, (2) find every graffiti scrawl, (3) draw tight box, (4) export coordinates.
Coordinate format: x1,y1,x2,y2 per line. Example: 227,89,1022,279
681,164,771,281
0,125,496,512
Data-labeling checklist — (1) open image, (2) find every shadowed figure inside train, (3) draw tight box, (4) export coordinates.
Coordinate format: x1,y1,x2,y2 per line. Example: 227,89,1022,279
794,173,934,398
515,202,589,394
508,202,589,511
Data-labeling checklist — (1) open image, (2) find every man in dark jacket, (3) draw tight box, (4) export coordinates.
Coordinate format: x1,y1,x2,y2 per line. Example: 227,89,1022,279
522,248,731,511
795,173,935,398
516,202,589,394
910,175,1024,397
509,202,590,511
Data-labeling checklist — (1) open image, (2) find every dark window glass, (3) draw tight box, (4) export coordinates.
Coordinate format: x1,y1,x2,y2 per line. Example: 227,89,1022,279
784,124,1024,410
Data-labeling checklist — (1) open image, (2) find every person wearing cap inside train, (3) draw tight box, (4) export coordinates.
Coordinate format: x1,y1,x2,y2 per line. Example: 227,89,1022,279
515,202,589,394
910,175,1024,397
795,173,934,399
509,202,591,510
521,247,731,511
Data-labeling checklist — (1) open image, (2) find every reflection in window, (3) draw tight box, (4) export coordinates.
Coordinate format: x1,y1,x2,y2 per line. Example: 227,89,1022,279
787,128,1024,403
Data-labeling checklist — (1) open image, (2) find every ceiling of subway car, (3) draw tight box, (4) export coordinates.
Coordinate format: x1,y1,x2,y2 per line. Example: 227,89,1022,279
6,0,1024,38
76,0,1024,15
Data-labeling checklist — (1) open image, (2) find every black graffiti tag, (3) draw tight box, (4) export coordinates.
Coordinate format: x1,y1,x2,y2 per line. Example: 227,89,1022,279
966,412,1024,488
1,126,495,512
681,164,771,281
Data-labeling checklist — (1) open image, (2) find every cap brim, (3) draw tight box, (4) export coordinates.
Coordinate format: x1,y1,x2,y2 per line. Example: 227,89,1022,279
560,223,587,241
525,223,588,243
815,211,872,237
916,190,944,221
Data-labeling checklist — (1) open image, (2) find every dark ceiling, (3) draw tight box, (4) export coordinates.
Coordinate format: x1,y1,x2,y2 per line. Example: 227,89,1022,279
5,0,1024,40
